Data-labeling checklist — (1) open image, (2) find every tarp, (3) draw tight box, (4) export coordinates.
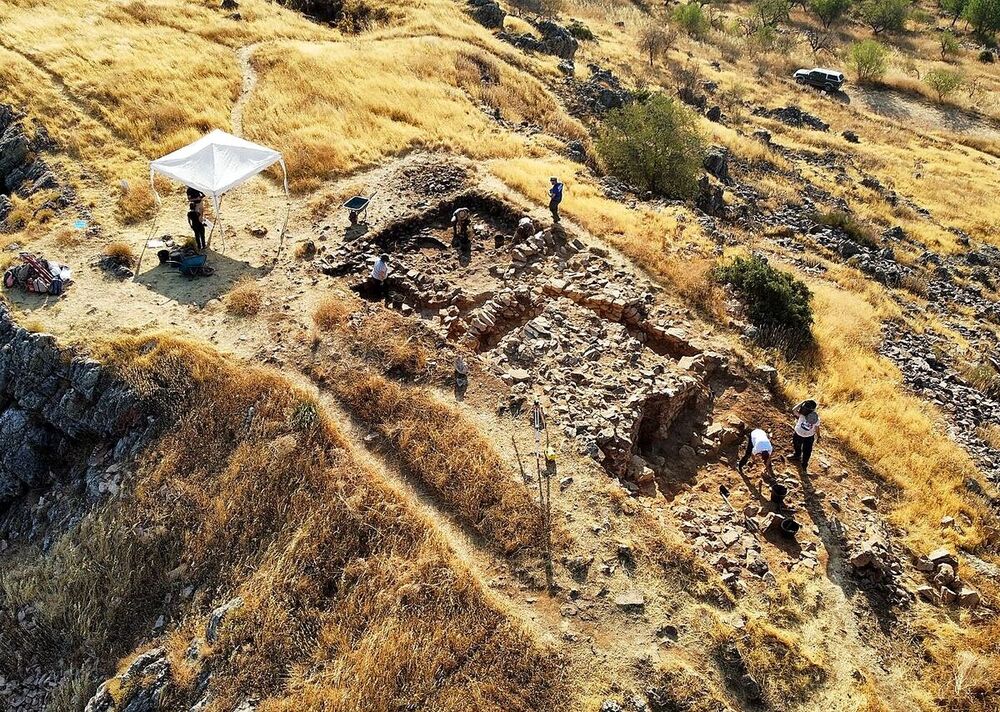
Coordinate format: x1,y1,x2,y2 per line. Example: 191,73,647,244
149,129,288,213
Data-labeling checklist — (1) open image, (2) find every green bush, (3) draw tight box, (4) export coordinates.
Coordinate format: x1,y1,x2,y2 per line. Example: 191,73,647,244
924,66,964,101
674,2,710,37
714,254,814,340
567,19,596,41
811,210,878,248
858,0,910,33
849,39,889,82
939,29,961,59
596,94,706,199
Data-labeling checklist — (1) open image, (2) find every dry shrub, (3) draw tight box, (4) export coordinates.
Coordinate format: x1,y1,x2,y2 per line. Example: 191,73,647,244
665,257,726,321
738,619,827,706
7,332,569,711
116,181,156,225
102,241,136,267
53,227,85,248
328,368,542,555
312,294,354,331
225,278,263,317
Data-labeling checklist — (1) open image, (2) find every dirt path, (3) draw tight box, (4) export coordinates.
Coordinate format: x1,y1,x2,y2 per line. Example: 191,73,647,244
232,43,261,137
852,85,1000,142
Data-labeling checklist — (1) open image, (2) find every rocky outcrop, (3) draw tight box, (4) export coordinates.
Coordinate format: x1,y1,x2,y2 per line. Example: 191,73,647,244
752,105,829,131
500,19,579,60
0,302,155,507
0,106,60,200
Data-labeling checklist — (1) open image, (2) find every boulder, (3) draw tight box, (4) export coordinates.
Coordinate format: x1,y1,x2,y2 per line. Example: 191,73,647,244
705,105,722,122
695,176,725,217
467,0,504,29
206,596,244,643
842,130,860,143
703,146,730,184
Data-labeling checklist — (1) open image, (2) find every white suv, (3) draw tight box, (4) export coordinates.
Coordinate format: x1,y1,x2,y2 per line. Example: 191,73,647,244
793,68,846,92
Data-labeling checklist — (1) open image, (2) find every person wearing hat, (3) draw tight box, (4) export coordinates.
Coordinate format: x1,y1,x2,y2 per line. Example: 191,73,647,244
790,399,821,472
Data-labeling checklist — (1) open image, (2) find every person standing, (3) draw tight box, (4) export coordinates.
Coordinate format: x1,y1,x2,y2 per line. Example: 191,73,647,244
369,253,390,300
186,188,207,251
451,207,472,248
738,428,775,482
790,399,820,472
548,177,564,223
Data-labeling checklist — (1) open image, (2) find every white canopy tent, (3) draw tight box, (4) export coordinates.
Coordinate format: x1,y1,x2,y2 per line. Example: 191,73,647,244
150,129,288,215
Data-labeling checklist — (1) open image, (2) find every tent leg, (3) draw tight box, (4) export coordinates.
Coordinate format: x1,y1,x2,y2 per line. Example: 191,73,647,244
133,213,159,281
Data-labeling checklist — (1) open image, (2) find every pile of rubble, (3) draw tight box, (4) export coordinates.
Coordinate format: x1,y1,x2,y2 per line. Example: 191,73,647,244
914,548,982,608
449,285,544,349
753,105,829,131
846,532,912,606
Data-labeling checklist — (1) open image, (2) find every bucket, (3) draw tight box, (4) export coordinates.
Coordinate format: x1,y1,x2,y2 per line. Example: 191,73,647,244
770,483,788,506
780,518,800,535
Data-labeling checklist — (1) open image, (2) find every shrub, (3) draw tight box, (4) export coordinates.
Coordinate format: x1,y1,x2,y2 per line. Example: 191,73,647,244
567,19,595,41
596,94,706,199
101,241,136,268
939,29,961,59
313,294,353,331
925,66,964,101
849,39,889,82
275,0,393,30
858,0,910,33
115,181,157,225
811,210,878,248
979,48,996,61
809,0,850,27
714,254,814,339
674,2,710,37
638,23,679,66
225,278,263,317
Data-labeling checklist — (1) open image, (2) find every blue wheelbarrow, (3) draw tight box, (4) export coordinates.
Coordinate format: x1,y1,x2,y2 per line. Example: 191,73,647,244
344,192,377,225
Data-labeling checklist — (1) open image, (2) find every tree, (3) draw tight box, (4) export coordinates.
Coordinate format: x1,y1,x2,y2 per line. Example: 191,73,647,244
939,29,960,60
940,0,969,25
754,0,792,26
849,39,889,81
809,0,851,28
673,2,710,37
804,28,833,54
858,0,910,33
925,66,964,101
596,95,707,199
964,0,1000,39
638,23,679,66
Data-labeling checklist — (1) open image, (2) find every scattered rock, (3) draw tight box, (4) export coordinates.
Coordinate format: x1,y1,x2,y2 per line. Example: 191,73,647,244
753,105,829,131
842,130,860,143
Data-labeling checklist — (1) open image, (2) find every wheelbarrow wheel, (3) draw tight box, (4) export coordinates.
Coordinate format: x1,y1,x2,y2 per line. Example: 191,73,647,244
349,210,359,225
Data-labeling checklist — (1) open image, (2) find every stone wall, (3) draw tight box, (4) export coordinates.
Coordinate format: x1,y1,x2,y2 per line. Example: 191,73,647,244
0,303,154,507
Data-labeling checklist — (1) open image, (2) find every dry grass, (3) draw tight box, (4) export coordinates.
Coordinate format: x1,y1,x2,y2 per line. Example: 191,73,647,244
312,293,354,331
3,332,569,710
225,277,264,317
326,367,543,555
115,181,157,225
101,241,136,268
246,37,583,189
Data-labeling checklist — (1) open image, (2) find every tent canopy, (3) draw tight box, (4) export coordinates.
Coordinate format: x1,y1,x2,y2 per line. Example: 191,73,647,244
150,130,288,212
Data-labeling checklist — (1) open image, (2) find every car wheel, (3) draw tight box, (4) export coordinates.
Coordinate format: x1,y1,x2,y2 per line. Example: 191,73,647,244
796,77,805,84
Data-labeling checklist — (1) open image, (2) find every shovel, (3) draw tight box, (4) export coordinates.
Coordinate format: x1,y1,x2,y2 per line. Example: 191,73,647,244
719,484,758,532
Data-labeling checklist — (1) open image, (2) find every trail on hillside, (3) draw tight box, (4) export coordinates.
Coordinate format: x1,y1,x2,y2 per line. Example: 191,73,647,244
232,43,261,137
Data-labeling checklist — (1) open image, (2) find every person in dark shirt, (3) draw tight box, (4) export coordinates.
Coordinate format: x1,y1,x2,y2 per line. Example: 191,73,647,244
548,177,563,223
188,203,207,251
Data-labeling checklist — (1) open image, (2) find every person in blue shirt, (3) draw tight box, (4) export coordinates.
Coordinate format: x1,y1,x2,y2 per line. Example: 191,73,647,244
548,177,563,223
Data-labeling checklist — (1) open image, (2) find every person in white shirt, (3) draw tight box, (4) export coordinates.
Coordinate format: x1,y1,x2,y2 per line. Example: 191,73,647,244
368,253,389,299
738,427,775,481
790,400,820,472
